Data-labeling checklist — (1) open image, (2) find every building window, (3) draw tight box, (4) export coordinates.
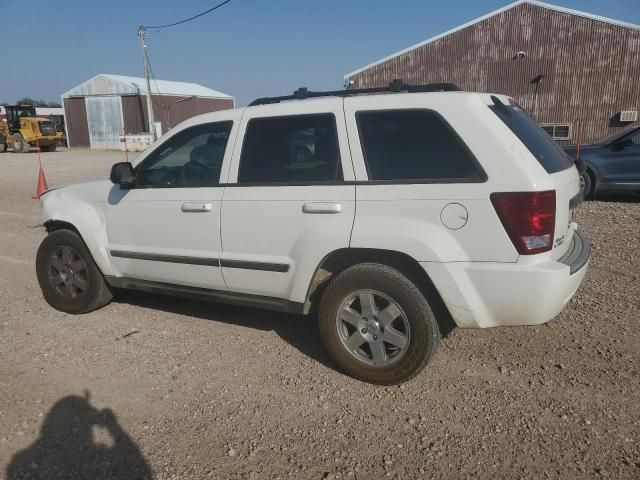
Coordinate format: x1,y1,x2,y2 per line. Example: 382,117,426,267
541,124,572,141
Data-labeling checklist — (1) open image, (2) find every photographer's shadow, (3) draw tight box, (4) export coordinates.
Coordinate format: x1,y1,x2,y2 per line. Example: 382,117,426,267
6,392,152,480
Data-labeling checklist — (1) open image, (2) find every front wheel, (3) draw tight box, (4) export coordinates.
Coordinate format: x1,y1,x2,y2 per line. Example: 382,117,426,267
12,133,30,153
36,229,113,313
319,263,440,385
580,170,594,199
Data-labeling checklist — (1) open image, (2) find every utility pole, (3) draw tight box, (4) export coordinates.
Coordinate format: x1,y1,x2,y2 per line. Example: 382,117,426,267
138,25,157,140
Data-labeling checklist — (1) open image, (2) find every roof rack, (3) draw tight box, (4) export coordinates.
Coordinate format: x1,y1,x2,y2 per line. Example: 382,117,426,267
248,79,461,106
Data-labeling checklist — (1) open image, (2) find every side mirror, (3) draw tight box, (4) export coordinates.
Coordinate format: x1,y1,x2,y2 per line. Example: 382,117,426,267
110,162,136,188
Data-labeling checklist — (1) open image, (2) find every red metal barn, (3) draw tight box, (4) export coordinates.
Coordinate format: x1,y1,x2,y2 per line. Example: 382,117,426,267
344,0,640,144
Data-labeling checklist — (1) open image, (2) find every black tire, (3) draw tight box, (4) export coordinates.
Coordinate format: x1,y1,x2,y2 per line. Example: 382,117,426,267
0,133,6,152
40,143,57,152
580,170,595,200
36,229,113,314
12,133,30,153
319,263,440,385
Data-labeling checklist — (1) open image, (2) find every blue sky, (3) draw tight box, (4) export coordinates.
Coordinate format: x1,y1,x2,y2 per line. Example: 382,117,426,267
2,0,638,106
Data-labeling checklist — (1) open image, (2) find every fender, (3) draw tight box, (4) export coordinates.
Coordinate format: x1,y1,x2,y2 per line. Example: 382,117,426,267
40,179,114,276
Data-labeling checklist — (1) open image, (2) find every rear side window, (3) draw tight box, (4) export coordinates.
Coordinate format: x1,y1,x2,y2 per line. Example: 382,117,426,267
490,103,573,174
238,114,342,184
356,110,485,182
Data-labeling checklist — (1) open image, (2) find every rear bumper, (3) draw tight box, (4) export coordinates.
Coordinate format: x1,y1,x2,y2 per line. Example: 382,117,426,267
422,230,590,328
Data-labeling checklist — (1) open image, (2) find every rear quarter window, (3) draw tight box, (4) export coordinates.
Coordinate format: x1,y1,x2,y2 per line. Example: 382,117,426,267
489,103,573,174
356,109,486,182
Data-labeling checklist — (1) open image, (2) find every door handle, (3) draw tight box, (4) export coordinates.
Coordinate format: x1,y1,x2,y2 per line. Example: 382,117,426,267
181,202,212,212
302,202,342,214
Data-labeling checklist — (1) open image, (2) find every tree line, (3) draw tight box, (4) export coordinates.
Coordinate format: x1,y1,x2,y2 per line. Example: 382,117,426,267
1,98,62,108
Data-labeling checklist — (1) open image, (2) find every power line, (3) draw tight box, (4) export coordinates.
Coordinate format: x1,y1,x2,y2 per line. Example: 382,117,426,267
145,0,234,30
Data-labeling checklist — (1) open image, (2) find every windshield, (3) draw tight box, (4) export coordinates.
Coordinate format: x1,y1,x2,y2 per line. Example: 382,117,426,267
596,125,640,146
18,106,37,117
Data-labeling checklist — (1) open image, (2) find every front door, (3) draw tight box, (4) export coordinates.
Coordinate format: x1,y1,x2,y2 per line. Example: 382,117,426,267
600,130,640,184
220,100,356,304
106,120,237,291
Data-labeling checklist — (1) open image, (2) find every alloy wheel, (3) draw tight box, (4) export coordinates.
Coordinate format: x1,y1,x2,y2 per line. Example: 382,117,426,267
335,289,411,366
47,246,90,300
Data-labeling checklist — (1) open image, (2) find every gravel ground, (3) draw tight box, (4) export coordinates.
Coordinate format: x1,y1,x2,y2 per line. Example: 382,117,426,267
1,149,639,480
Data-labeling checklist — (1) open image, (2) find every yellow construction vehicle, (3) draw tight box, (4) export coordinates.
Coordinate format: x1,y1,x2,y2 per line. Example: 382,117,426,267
0,104,63,153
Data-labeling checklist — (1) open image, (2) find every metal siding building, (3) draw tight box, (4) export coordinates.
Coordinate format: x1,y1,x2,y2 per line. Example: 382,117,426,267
344,0,640,144
62,74,234,149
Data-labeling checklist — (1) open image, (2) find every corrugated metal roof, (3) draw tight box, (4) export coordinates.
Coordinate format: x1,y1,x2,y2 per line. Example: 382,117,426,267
63,73,233,99
344,0,640,79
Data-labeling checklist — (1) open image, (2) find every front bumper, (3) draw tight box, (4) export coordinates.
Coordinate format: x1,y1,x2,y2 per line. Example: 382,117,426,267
422,229,591,328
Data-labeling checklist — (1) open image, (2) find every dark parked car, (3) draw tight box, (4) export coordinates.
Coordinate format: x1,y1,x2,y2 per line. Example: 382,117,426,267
564,125,640,198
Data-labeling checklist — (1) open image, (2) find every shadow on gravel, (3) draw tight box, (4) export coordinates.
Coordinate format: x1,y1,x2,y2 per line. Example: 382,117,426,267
115,289,337,372
5,391,153,480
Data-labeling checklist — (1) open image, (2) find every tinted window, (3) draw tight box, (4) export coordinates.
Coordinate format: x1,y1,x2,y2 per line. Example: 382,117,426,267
136,122,232,187
238,114,342,184
356,110,484,182
490,104,572,174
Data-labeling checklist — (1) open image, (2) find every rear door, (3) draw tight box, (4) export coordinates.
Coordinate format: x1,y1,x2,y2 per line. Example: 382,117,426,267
220,99,355,303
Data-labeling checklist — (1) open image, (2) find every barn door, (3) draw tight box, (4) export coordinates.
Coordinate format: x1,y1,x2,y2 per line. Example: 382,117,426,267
85,96,123,149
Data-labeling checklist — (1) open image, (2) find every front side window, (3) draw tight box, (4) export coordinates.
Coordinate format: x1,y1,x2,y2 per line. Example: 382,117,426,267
356,110,484,182
238,114,342,184
136,121,232,187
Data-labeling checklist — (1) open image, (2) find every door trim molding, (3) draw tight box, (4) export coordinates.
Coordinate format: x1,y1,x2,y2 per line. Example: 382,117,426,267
109,250,290,272
220,259,289,273
110,250,220,266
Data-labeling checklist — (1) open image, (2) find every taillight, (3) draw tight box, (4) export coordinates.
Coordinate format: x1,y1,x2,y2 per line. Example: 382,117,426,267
490,190,556,255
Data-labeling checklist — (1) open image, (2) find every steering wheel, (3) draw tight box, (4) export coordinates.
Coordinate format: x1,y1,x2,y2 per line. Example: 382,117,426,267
181,161,213,186
139,168,179,186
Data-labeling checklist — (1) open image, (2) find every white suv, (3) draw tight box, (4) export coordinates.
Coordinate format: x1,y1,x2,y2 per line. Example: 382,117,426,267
36,82,590,384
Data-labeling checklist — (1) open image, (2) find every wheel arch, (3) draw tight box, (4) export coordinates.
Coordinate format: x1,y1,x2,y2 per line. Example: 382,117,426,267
304,248,456,337
44,219,81,235
42,217,114,276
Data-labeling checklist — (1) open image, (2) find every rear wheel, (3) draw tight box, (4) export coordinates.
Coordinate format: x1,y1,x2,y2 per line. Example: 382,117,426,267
319,263,440,385
36,229,113,313
11,133,30,153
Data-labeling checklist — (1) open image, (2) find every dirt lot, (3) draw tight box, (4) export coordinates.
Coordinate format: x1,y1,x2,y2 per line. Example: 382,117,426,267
1,149,639,480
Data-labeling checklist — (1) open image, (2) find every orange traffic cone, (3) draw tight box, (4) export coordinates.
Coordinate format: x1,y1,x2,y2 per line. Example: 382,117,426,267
33,167,49,199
